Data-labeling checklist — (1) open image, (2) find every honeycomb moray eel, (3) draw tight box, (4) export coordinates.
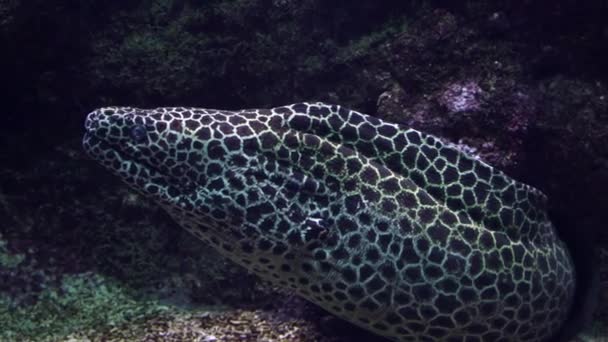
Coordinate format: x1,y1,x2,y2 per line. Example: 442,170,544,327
83,102,576,342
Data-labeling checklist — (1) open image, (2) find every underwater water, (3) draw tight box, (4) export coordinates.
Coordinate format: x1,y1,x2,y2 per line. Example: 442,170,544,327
1,1,608,341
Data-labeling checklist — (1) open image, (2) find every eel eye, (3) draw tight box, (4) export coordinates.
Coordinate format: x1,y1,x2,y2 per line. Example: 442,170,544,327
130,125,147,143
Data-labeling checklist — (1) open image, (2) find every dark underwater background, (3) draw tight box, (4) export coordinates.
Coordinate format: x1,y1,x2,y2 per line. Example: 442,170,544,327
1,1,607,341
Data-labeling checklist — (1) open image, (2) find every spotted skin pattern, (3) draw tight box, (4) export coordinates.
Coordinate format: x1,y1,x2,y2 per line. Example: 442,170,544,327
83,102,575,342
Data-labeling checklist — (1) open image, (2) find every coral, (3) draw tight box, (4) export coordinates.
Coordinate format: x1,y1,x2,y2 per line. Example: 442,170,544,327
438,81,485,114
380,7,550,174
87,0,410,108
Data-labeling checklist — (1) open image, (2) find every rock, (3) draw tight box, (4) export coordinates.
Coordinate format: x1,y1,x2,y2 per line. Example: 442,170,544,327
438,80,485,114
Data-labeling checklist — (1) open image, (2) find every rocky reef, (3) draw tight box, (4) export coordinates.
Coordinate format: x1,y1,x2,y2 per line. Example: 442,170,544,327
1,0,607,340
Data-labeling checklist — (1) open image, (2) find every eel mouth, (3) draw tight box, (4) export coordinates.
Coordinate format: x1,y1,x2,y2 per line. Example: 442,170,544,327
83,132,192,204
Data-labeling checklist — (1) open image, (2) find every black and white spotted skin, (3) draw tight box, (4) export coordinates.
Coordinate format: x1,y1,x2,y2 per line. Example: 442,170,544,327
83,102,575,342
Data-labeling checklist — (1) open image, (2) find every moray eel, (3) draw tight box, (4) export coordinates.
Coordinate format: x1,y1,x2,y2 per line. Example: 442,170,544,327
83,103,575,341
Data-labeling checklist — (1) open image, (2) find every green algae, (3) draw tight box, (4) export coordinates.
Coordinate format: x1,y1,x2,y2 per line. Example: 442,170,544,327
87,0,411,106
0,237,24,268
0,273,168,341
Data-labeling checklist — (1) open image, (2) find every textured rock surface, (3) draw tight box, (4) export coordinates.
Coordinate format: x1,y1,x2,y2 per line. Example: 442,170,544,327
1,1,607,340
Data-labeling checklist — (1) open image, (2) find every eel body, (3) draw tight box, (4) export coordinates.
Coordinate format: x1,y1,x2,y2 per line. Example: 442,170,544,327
83,103,575,342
